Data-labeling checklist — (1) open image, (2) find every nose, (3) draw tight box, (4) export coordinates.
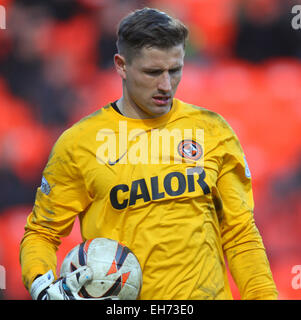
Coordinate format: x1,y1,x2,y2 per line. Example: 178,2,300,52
158,71,172,93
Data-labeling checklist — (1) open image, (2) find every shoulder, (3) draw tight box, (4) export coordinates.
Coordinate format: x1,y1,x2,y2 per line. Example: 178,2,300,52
175,98,234,136
60,104,112,139
51,104,112,154
69,104,111,134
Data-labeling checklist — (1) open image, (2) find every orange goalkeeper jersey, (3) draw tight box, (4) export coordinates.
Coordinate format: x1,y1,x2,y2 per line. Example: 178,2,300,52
20,98,278,299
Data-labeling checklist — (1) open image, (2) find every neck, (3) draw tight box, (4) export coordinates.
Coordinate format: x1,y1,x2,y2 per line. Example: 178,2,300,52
117,92,171,120
116,97,158,120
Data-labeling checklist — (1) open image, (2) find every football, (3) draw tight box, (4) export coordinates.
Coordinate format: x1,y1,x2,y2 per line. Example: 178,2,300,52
60,238,143,300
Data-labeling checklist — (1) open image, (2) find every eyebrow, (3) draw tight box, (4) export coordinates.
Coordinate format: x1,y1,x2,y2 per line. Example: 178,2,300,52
142,65,183,72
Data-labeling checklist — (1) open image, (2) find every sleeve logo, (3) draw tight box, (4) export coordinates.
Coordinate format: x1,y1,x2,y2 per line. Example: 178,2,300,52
40,176,51,195
243,155,251,178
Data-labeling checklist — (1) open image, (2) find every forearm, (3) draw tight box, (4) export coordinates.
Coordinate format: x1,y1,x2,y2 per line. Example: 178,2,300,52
226,245,278,300
20,232,58,291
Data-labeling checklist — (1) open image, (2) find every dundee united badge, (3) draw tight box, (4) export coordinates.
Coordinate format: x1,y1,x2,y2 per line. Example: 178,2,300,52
177,140,203,161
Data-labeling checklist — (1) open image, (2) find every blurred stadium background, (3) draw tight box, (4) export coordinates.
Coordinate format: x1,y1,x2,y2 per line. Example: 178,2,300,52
0,0,301,300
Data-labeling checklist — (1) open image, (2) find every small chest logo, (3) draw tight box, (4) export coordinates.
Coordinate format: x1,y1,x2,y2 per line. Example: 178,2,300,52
177,140,203,161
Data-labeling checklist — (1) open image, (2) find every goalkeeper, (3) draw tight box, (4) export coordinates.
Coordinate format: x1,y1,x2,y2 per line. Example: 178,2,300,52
20,7,278,300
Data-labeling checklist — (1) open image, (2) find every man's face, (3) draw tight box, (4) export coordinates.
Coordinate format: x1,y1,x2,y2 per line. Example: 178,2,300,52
117,44,185,118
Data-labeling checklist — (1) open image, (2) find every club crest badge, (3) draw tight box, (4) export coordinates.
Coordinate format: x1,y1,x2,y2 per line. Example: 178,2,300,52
177,139,203,161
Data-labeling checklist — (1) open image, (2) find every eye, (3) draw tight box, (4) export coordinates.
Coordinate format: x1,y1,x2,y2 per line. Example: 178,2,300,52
145,70,162,76
169,67,182,74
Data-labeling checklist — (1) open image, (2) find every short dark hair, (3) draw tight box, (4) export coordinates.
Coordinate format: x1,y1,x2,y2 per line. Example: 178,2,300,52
116,7,188,63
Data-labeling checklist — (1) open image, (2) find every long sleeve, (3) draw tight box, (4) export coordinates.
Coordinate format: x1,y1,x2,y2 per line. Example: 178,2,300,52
217,128,278,300
20,129,92,291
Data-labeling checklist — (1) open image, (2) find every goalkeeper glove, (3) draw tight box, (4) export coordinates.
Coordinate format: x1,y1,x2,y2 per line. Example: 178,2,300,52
30,266,120,300
30,266,93,300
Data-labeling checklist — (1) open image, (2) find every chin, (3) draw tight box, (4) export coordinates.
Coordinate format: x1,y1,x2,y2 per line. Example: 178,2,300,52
149,103,172,116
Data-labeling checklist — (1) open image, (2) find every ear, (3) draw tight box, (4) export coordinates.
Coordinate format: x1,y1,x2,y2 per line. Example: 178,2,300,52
114,54,127,80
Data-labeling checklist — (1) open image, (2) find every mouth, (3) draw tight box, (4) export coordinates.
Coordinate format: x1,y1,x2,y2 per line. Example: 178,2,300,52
152,95,171,106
